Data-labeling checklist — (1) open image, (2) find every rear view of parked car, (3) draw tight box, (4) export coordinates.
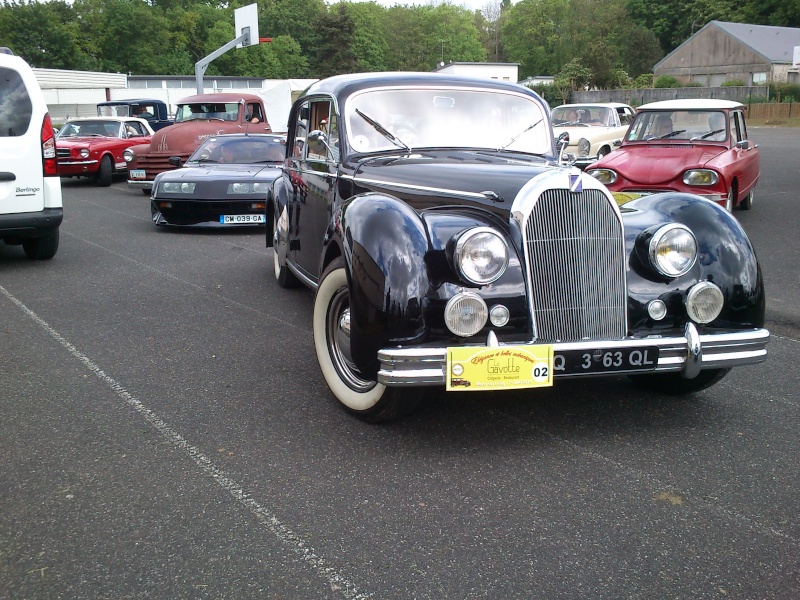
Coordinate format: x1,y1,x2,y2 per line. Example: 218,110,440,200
0,47,63,260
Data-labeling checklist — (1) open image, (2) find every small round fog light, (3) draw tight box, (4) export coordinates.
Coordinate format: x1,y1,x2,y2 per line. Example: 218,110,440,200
686,281,724,323
445,292,488,337
647,299,667,321
489,304,510,327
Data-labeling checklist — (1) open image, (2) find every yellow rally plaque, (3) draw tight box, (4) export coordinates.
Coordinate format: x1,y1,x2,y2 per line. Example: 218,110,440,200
446,344,554,392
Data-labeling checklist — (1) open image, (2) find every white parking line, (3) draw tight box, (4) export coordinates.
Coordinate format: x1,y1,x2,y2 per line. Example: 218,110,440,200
0,284,370,600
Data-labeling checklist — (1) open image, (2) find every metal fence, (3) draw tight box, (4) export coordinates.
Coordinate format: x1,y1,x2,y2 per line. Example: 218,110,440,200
573,86,769,106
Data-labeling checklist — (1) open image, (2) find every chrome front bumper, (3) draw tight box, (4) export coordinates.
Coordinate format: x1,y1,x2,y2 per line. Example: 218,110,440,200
376,324,770,387
127,179,153,190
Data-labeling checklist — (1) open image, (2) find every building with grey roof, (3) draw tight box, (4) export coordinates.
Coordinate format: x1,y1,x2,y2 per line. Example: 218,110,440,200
654,21,800,86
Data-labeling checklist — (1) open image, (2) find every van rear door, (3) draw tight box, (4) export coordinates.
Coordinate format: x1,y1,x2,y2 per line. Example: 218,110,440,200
0,58,47,214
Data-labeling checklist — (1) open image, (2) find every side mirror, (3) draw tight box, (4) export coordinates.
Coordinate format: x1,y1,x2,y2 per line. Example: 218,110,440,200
736,140,751,150
613,139,622,147
168,156,182,167
307,130,328,145
556,131,570,153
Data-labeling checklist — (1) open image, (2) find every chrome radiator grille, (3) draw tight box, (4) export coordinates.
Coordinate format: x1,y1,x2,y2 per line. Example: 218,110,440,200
524,188,627,343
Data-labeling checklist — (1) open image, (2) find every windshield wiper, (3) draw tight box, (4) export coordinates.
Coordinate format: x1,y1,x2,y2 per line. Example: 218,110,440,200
690,129,725,141
501,119,543,149
355,109,411,152
652,129,687,140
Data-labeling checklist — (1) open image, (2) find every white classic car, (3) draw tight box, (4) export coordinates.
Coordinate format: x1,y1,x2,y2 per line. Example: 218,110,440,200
552,103,635,167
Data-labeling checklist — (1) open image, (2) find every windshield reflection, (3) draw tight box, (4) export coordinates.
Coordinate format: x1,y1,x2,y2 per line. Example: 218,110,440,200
345,88,550,155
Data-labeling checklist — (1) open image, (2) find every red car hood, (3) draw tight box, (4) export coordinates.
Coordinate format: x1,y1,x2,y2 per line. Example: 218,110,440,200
600,144,725,185
57,136,107,146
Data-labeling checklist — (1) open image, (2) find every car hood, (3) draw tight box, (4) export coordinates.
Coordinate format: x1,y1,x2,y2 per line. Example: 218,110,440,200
349,152,556,215
148,123,239,155
597,144,726,185
553,125,623,140
159,164,281,181
57,136,109,146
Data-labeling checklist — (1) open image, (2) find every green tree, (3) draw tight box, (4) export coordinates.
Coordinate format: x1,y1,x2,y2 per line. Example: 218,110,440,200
345,1,391,72
501,0,570,79
311,2,359,78
0,0,85,69
72,0,175,74
260,0,327,61
384,3,485,72
554,57,592,103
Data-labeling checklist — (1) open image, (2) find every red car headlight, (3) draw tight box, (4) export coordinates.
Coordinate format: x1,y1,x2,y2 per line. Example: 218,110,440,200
587,168,617,185
682,169,719,186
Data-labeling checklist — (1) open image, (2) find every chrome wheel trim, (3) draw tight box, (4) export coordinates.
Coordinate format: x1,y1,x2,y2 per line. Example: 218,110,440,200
725,189,733,212
326,287,375,393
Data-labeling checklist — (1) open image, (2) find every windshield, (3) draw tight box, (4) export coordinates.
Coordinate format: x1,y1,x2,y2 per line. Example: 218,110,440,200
174,102,241,123
57,120,121,138
187,136,285,164
98,105,130,117
344,87,550,155
626,110,729,142
552,106,614,127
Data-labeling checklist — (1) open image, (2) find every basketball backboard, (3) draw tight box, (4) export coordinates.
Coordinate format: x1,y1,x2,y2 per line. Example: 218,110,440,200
234,4,259,48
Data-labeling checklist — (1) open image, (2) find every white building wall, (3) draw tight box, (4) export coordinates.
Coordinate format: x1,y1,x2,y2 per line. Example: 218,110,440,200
436,63,519,82
34,68,127,89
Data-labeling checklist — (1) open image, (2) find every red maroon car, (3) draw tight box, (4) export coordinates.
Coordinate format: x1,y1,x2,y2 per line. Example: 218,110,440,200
56,117,153,187
586,99,760,212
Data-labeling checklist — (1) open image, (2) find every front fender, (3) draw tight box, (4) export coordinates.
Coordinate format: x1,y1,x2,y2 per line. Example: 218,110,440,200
338,194,429,377
622,192,765,331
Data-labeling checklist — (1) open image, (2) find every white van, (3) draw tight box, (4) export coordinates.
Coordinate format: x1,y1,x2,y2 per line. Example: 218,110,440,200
0,47,63,259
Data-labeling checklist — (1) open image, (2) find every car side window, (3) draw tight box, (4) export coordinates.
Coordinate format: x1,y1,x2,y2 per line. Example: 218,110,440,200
734,111,747,141
306,100,334,162
246,102,263,123
0,67,33,136
731,113,742,144
291,101,309,160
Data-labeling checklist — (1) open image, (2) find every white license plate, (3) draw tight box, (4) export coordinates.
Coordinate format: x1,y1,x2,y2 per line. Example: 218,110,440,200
220,214,266,224
130,169,146,179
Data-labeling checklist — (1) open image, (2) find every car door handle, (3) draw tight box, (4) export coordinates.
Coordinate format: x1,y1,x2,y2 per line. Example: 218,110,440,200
0,172,16,181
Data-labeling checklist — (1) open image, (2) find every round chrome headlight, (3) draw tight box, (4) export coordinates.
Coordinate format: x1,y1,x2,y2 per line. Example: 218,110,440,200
123,148,134,163
578,138,590,156
454,227,509,285
649,224,697,277
587,169,617,185
79,148,90,158
686,281,724,323
445,292,488,337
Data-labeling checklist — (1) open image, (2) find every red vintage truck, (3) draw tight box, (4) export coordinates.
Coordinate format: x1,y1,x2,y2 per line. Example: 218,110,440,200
123,92,272,193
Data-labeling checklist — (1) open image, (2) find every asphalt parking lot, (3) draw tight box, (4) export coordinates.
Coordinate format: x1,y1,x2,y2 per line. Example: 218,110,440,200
1,128,798,599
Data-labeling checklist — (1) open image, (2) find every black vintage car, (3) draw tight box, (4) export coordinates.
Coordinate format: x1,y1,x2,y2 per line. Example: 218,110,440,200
266,72,769,422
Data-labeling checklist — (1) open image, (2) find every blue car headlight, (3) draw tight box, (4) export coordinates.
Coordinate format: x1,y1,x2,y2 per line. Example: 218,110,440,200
228,182,270,194
161,182,195,193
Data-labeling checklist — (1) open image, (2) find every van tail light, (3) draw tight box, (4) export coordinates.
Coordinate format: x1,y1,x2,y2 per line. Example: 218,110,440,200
41,113,58,176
